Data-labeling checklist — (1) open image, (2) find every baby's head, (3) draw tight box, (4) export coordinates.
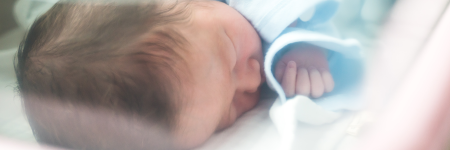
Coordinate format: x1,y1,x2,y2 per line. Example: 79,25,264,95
16,0,263,149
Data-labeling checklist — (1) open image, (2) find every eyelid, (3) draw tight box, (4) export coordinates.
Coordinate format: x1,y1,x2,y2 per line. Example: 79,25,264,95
223,29,238,69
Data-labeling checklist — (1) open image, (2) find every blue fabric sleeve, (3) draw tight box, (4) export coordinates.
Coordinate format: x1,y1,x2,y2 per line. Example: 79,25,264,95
264,28,365,111
227,0,340,43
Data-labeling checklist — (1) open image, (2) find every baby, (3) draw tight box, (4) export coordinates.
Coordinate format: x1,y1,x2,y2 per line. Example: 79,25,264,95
16,0,358,149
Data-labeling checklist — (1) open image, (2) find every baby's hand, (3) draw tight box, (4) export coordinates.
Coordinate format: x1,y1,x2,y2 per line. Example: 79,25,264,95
275,44,334,98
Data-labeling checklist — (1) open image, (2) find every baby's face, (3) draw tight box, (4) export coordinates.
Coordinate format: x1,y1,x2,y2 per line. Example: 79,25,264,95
171,1,263,148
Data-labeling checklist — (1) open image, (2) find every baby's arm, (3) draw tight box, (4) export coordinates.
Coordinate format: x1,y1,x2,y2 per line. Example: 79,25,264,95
274,43,334,98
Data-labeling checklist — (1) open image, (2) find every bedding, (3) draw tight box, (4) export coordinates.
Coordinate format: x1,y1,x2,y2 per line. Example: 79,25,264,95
194,96,361,150
0,41,35,142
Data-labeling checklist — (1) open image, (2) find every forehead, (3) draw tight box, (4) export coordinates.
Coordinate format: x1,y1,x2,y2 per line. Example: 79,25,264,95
176,3,232,60
173,2,238,88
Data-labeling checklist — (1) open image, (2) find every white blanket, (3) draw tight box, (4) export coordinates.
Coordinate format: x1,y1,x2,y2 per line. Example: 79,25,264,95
195,97,362,150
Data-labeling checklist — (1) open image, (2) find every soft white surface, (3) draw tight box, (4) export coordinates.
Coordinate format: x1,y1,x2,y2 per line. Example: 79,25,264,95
270,96,342,150
195,97,360,150
0,28,35,143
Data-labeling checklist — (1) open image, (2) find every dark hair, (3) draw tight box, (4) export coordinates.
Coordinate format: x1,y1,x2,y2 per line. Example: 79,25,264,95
15,0,190,147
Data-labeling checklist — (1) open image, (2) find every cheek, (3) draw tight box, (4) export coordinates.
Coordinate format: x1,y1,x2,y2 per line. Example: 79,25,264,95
232,89,260,117
217,89,259,130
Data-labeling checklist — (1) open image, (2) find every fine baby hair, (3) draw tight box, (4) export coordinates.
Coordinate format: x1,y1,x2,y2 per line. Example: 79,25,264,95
15,0,192,148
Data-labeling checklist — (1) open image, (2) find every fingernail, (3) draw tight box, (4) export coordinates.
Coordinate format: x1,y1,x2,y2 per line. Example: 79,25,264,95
288,61,296,68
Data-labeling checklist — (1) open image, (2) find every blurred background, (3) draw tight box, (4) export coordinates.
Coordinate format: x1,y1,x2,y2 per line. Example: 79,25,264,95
0,0,397,147
0,0,35,143
0,0,17,36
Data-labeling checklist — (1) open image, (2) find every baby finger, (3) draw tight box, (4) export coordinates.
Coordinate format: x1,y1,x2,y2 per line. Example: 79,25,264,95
309,68,324,98
295,68,310,96
275,62,286,82
282,61,297,97
321,70,334,93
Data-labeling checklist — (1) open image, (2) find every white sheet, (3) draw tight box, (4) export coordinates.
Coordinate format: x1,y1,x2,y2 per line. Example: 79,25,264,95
195,97,361,150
